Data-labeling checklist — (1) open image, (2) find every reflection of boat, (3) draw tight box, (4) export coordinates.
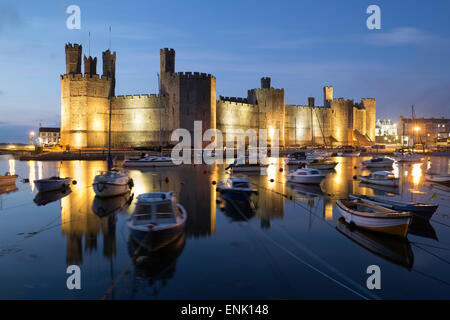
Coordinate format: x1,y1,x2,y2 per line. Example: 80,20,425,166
359,171,399,187
34,176,72,192
336,199,412,238
33,187,72,206
336,218,414,270
408,217,438,240
0,184,18,195
361,157,394,168
0,173,18,186
349,194,438,218
287,182,324,198
128,231,185,290
128,191,187,251
217,176,257,201
306,159,338,170
93,170,133,198
221,198,256,221
424,172,450,187
359,182,399,195
92,191,133,217
286,168,325,184
123,155,178,168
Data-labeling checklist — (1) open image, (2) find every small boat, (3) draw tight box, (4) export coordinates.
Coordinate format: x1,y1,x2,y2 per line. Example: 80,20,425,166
0,172,18,186
358,171,399,187
217,176,257,201
336,199,412,238
93,169,133,198
285,152,307,165
123,155,178,168
424,172,450,187
306,159,338,170
394,150,423,163
361,157,394,168
128,191,187,251
227,157,268,173
0,184,18,195
34,176,72,192
306,150,332,160
349,194,438,218
286,168,325,184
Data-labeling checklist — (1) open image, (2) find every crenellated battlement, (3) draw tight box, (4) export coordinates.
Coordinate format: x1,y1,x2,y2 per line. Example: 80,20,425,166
249,88,284,95
218,100,257,108
65,43,82,49
219,96,249,103
113,94,158,100
60,73,111,81
170,71,216,80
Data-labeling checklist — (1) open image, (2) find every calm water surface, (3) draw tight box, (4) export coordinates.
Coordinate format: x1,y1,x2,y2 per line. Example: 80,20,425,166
0,155,449,299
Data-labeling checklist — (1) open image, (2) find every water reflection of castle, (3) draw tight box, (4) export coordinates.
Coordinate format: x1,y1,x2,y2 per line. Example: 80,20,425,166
56,161,291,263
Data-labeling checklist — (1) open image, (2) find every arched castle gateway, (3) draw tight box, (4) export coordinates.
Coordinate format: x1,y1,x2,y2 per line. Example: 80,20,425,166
60,43,376,149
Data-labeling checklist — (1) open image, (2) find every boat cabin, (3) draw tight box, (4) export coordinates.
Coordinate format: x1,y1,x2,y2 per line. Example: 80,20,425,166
132,192,180,226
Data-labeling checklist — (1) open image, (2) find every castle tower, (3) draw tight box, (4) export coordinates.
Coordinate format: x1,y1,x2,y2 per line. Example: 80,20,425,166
60,43,112,149
65,43,82,74
160,48,175,95
261,77,271,89
324,86,333,107
84,56,97,75
102,50,116,96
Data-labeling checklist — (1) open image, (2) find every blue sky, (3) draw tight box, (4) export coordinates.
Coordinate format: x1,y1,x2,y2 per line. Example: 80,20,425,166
1,0,449,142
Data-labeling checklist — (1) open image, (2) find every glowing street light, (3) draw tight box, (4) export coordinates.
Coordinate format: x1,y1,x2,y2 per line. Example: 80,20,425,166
413,126,420,132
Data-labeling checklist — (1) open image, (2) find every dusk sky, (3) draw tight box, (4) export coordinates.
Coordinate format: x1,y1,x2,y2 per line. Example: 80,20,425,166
1,0,449,142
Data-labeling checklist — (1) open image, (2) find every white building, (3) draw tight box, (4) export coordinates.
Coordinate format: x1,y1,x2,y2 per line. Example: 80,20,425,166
376,119,397,137
38,127,60,146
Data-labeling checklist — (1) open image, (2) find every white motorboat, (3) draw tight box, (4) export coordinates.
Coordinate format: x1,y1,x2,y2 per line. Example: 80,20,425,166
306,150,332,160
358,171,399,187
361,157,394,168
424,172,450,187
286,168,325,184
336,199,412,238
306,159,338,170
0,172,18,187
93,170,134,198
217,176,257,201
123,155,178,168
128,191,187,251
34,177,72,192
285,152,307,165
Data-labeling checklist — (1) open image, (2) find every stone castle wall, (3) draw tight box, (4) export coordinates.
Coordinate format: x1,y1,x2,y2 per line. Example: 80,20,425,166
60,43,376,149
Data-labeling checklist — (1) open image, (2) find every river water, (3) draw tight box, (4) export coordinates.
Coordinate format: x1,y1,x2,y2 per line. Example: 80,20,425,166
0,154,449,299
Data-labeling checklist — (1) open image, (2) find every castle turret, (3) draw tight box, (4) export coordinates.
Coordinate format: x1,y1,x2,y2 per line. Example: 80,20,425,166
324,86,333,107
308,97,315,107
65,43,82,74
84,56,97,75
102,49,116,96
160,48,175,95
261,77,271,89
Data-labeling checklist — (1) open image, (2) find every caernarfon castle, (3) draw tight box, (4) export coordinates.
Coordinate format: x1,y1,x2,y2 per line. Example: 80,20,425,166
60,43,376,148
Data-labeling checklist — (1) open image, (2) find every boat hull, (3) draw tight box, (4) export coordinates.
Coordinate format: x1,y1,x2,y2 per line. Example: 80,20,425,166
34,179,71,192
336,202,411,238
307,163,337,170
425,174,450,186
128,217,186,252
286,174,325,185
0,175,18,186
359,176,399,187
93,181,131,198
231,165,268,173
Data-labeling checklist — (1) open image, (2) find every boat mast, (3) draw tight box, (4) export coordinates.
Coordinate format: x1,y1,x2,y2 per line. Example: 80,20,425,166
106,28,113,171
157,73,162,156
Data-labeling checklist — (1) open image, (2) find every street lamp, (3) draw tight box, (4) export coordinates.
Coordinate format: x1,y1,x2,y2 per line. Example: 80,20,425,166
29,131,36,145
